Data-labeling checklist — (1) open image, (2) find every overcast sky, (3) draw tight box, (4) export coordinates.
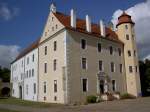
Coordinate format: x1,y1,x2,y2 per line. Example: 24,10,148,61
0,0,148,68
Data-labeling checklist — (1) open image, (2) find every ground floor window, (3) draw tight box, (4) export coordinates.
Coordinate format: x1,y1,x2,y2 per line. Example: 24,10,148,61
44,82,46,93
82,78,88,92
33,83,36,94
112,80,116,92
54,80,57,93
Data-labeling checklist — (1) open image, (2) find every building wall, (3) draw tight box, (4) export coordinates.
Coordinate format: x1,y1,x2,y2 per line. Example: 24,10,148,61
38,30,66,103
66,30,127,103
11,48,38,101
116,23,141,96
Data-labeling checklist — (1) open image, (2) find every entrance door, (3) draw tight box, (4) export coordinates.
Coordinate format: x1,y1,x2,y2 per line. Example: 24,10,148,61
19,86,22,99
99,80,104,94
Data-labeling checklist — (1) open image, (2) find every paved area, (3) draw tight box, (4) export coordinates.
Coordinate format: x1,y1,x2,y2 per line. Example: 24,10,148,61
0,97,150,112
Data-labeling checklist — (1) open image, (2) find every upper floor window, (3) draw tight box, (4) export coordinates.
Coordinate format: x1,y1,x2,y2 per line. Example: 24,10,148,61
26,71,28,78
118,48,121,56
27,57,29,65
109,46,113,55
128,50,131,57
81,39,86,49
99,60,103,71
53,59,57,71
52,17,54,21
44,63,47,73
32,54,34,62
129,66,133,73
45,46,47,55
56,24,58,29
82,78,88,92
54,41,57,51
97,43,101,52
134,50,136,57
126,34,129,40
22,61,24,67
125,25,128,30
26,85,28,95
54,80,57,93
29,70,31,77
111,62,115,72
135,66,138,73
82,58,87,69
32,69,34,77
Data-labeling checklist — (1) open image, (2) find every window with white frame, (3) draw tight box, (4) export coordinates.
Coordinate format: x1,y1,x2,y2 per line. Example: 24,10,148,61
82,58,87,69
54,80,57,93
129,66,133,73
82,78,88,92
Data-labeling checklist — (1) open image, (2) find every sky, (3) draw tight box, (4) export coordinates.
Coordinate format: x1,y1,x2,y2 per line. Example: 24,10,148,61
0,0,149,68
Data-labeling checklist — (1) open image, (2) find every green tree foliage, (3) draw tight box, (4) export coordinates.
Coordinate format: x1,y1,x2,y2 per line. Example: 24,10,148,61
0,66,10,82
139,59,150,96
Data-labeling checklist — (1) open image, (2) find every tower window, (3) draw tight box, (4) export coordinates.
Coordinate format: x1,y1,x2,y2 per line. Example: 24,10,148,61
118,48,121,56
81,39,86,49
53,59,57,71
125,25,128,30
44,82,46,93
82,78,88,92
82,58,87,69
129,66,133,73
109,46,113,55
97,43,101,52
126,34,129,40
128,50,131,57
44,63,47,73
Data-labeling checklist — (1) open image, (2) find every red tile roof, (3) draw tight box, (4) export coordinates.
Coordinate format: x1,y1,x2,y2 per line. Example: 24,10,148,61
12,11,123,63
54,12,122,43
117,12,135,27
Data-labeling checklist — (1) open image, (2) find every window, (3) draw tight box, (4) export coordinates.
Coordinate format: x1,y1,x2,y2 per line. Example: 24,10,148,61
33,83,36,94
112,80,116,91
54,80,57,93
82,78,88,92
82,58,87,69
32,54,34,62
45,46,47,55
26,85,28,95
44,82,46,93
125,25,128,30
111,62,115,72
44,63,47,73
109,46,113,55
26,71,28,78
118,48,121,56
54,41,57,51
134,50,136,57
128,50,131,57
29,70,31,78
32,69,34,77
53,59,57,71
97,43,101,52
56,24,58,29
135,66,138,73
129,66,133,73
99,60,103,71
120,64,123,73
126,34,129,40
22,61,23,67
52,17,54,21
81,39,86,49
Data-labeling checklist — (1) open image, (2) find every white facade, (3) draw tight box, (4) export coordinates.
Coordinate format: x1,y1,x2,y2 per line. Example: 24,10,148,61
11,48,38,101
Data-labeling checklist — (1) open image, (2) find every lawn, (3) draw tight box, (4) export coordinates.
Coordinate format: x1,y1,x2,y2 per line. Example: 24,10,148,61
0,97,62,108
0,108,25,112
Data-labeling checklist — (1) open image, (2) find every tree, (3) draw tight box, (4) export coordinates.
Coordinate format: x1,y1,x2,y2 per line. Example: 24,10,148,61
0,66,10,82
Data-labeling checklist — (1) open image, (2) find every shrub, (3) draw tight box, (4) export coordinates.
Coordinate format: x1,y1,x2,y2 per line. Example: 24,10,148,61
120,93,136,99
87,95,97,103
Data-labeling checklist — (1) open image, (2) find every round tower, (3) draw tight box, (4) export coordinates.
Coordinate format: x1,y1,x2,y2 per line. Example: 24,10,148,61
116,12,141,97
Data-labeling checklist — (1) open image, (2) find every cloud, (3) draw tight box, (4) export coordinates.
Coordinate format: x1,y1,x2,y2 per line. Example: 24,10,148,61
111,0,150,60
0,45,20,68
0,3,19,21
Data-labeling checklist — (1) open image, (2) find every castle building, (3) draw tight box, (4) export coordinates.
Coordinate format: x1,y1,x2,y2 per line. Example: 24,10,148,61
11,3,141,104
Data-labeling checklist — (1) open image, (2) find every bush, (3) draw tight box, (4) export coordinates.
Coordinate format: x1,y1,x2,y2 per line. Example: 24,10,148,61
120,93,136,99
87,95,97,103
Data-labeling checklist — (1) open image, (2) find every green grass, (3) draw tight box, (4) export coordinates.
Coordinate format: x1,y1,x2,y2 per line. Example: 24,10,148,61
0,97,63,108
0,108,24,112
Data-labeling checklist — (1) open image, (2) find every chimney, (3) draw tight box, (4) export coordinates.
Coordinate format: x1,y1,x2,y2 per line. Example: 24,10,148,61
86,15,91,32
100,20,106,37
50,3,56,13
71,9,76,28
